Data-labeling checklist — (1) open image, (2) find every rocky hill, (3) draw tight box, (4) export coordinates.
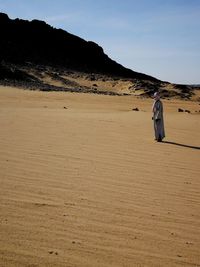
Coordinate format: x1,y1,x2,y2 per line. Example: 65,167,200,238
0,13,199,100
0,12,157,80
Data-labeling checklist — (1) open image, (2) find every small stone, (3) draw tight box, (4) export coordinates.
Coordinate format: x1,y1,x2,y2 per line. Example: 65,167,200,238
185,109,190,113
186,242,193,245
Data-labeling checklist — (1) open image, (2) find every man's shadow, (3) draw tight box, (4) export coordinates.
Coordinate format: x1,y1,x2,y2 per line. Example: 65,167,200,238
162,141,200,150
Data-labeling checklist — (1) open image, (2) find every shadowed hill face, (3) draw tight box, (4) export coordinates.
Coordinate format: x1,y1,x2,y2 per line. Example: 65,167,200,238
0,12,159,81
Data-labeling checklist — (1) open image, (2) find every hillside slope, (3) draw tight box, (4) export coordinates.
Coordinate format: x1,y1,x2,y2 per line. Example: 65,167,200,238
0,12,157,81
0,13,199,99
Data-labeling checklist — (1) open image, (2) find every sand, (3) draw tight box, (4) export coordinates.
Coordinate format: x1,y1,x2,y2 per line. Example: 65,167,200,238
0,86,200,267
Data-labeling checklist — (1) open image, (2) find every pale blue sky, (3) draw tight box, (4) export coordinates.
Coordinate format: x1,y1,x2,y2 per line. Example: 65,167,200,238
1,0,200,84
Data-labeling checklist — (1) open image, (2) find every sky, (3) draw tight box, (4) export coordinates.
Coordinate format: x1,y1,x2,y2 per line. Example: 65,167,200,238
1,0,200,84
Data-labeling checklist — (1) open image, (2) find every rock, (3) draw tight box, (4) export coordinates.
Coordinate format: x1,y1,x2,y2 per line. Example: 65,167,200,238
178,108,184,112
132,107,139,111
0,12,159,81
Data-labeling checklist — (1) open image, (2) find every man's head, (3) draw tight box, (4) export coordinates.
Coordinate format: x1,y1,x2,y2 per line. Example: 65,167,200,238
153,92,160,100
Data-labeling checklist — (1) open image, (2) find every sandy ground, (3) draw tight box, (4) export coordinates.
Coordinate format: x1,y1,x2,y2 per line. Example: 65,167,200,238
0,86,200,267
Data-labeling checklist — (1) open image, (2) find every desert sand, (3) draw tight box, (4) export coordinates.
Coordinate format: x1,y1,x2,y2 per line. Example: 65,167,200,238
0,86,200,267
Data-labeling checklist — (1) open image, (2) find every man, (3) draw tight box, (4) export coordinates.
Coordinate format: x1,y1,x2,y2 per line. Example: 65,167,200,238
152,92,165,142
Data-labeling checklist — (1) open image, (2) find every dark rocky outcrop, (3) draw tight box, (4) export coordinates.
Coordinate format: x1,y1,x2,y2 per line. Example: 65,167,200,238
0,63,37,82
0,12,159,81
1,13,198,99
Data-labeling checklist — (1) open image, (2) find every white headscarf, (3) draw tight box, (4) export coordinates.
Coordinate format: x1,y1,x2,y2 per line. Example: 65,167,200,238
153,92,160,100
152,92,160,112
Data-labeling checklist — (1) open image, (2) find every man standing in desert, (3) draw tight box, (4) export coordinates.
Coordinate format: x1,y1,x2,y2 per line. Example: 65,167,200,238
152,92,165,142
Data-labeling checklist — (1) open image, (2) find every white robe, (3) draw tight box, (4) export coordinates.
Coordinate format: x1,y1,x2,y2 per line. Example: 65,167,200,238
152,99,165,141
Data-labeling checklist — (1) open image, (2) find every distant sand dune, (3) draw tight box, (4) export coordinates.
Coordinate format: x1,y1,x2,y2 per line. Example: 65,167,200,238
0,86,200,267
